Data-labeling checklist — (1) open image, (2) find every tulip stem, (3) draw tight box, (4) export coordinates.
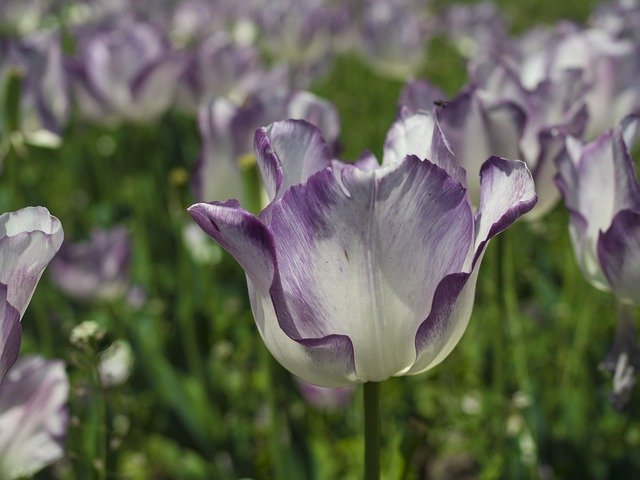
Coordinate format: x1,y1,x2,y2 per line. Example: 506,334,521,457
364,381,381,480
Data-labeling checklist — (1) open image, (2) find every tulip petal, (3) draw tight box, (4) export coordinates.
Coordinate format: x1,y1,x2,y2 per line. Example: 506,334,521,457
267,156,473,382
472,157,538,265
437,89,525,202
0,356,69,479
189,200,358,386
254,120,332,203
407,270,478,375
410,156,536,374
249,280,357,387
398,79,446,113
188,201,275,292
0,284,21,383
598,210,640,305
0,207,63,317
382,109,467,186
192,98,243,203
556,119,640,289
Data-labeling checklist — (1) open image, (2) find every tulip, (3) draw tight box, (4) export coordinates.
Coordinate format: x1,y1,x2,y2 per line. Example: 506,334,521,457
176,32,286,111
189,118,537,387
400,62,587,219
0,356,69,479
0,32,69,147
556,114,640,305
49,226,131,302
359,0,433,79
192,90,340,206
71,20,183,124
0,206,63,381
439,1,509,58
471,21,640,140
253,0,347,86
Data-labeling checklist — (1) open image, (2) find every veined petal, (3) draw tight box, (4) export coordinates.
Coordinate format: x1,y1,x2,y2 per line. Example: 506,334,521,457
598,210,640,305
407,270,478,375
472,157,538,266
0,207,63,317
410,156,536,374
382,109,467,187
0,284,21,383
188,201,275,291
249,280,357,387
0,356,69,479
267,156,473,382
254,120,332,204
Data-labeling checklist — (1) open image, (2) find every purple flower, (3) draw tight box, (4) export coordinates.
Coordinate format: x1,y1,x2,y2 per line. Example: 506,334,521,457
71,19,183,123
476,22,640,140
193,90,340,205
0,207,64,317
49,226,131,302
0,206,63,381
439,1,509,58
252,0,347,86
556,114,640,305
405,62,587,219
359,0,433,78
189,119,536,386
295,377,354,410
0,32,69,146
176,32,286,112
0,356,69,478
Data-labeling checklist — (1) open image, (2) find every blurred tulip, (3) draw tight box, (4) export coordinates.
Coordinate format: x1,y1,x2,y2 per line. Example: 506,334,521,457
189,119,536,387
439,2,509,58
71,20,183,123
176,32,286,111
50,226,131,302
0,32,69,147
0,356,69,479
192,90,340,205
359,0,433,79
295,377,354,410
556,114,640,304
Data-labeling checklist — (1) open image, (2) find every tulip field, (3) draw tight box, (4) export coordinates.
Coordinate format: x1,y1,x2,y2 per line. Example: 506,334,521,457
3,0,640,478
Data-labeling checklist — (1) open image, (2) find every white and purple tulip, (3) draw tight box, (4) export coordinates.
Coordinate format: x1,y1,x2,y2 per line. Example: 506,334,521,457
193,90,340,205
0,32,69,146
49,226,131,302
0,206,63,381
556,114,640,305
189,119,536,387
400,60,586,219
358,0,433,79
71,19,183,124
0,356,69,479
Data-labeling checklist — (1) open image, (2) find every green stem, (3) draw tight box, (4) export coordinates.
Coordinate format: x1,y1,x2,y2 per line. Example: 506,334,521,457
93,357,107,480
364,382,381,480
493,236,506,463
